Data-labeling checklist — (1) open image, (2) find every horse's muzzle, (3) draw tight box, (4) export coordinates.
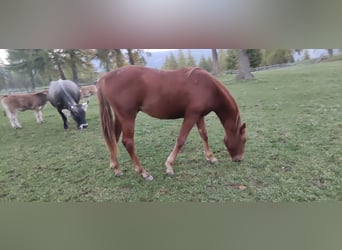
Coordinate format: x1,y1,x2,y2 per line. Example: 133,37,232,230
232,155,243,162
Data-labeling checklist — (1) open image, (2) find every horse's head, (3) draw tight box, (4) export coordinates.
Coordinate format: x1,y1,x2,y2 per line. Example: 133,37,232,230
224,122,246,162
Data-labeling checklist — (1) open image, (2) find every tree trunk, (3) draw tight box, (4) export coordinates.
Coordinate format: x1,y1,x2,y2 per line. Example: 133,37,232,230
51,52,66,80
69,50,79,84
105,61,111,72
127,49,135,65
114,49,125,67
211,49,219,75
71,63,78,84
30,69,36,92
236,49,255,80
57,62,66,80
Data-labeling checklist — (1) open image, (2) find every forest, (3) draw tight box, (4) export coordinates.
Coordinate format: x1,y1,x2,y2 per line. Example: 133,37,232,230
0,49,148,91
0,49,337,92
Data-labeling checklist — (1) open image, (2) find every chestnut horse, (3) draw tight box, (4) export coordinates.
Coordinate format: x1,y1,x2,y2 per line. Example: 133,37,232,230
97,66,246,181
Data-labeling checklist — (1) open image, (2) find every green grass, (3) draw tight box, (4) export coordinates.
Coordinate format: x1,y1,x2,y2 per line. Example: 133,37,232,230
1,61,341,201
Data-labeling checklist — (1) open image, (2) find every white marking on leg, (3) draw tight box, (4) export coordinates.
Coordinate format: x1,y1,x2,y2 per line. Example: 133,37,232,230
165,148,176,176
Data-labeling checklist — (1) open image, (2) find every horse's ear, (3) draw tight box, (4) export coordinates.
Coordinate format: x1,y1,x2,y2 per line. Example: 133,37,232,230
240,123,246,133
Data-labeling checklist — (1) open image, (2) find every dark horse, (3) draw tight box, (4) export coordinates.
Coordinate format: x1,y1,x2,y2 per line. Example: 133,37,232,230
97,66,246,181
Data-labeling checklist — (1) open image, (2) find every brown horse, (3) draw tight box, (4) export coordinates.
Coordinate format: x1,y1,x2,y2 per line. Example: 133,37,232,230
97,66,246,181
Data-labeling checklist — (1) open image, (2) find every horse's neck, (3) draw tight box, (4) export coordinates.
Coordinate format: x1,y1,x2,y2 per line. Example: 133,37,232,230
215,93,240,134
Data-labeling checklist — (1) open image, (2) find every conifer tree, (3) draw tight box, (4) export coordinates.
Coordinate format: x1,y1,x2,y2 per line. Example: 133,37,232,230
226,49,238,70
177,49,187,68
168,52,178,69
218,49,228,70
161,55,170,69
198,56,212,72
186,50,196,67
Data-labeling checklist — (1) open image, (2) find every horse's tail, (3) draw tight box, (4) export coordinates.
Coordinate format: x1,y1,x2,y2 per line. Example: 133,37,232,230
97,77,118,161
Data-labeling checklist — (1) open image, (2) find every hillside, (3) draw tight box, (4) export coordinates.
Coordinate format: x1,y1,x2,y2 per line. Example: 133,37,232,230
145,49,340,69
92,49,341,71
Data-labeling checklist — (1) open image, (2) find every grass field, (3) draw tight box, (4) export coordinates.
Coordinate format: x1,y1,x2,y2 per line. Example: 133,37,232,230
0,61,341,201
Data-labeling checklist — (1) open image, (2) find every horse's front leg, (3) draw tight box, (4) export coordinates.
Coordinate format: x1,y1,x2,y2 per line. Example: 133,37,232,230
196,116,218,164
121,118,153,181
165,115,199,176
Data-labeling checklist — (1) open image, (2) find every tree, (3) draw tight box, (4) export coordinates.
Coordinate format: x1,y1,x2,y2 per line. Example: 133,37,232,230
96,49,114,72
261,49,294,65
0,62,8,90
198,56,212,72
65,49,95,84
162,52,178,70
177,49,187,68
48,49,67,80
66,49,80,83
186,50,196,67
218,49,228,70
161,55,170,69
226,49,238,70
126,49,147,66
6,49,50,91
236,49,254,80
245,49,262,68
113,49,126,68
211,49,219,75
127,49,134,65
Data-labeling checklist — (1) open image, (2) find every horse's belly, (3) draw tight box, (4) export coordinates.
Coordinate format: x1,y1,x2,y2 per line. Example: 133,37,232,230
140,103,185,119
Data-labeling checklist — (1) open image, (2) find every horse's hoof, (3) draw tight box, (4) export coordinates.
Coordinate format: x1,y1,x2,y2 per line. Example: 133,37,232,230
207,157,218,164
210,159,219,164
144,175,154,181
166,171,174,177
114,172,123,177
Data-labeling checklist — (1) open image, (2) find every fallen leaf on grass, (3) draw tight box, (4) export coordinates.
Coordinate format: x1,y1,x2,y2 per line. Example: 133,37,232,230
227,183,247,190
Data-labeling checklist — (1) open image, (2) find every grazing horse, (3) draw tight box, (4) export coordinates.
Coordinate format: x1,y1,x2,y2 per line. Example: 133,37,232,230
97,66,246,181
1,91,48,128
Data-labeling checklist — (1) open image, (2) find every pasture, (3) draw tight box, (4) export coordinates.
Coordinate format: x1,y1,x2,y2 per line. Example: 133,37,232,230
0,61,341,201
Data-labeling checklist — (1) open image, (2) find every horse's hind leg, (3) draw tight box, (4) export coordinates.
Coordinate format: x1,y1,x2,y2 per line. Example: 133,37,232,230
114,114,122,142
196,117,218,164
120,117,153,181
165,115,199,176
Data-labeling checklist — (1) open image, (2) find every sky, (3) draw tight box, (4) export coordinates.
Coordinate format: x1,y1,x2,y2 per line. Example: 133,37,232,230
145,49,176,52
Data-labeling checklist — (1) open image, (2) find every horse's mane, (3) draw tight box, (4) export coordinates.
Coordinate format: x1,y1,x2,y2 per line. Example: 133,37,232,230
204,70,241,129
183,67,201,78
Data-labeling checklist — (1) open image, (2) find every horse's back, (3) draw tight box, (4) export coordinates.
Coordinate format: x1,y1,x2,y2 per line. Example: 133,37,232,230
99,66,220,119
